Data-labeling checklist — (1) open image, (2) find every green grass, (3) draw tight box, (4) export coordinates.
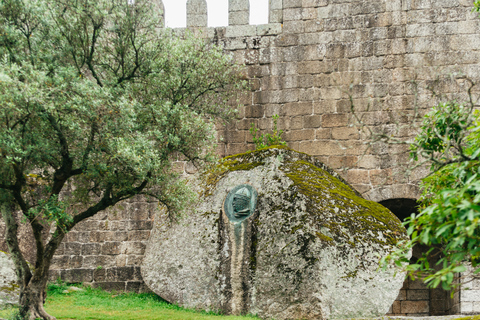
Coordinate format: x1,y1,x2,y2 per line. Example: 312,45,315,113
0,283,259,320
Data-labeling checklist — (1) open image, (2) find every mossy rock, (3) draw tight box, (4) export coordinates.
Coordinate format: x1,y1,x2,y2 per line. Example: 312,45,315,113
142,147,408,320
0,251,19,307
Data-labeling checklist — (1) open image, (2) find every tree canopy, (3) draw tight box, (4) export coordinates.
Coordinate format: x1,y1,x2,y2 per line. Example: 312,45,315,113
377,79,480,290
0,0,244,318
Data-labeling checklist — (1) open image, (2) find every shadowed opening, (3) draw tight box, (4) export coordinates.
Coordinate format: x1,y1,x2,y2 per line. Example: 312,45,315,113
380,198,455,316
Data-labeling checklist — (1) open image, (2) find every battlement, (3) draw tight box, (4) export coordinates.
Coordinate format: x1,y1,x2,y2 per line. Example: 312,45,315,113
157,0,282,34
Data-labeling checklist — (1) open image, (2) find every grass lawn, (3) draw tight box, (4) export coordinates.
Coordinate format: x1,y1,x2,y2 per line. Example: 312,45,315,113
0,283,259,320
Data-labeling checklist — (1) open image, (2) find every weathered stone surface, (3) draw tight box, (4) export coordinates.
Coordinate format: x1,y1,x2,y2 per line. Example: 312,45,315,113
142,146,408,319
0,251,19,307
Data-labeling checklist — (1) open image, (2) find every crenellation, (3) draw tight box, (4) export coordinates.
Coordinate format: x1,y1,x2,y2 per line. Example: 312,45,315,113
228,0,249,25
154,0,165,26
186,0,208,28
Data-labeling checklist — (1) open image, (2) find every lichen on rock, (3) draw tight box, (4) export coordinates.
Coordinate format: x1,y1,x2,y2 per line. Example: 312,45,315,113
0,250,19,308
142,146,408,320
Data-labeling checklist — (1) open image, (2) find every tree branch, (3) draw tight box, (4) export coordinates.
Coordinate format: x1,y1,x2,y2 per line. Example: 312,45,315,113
41,108,74,195
85,15,103,87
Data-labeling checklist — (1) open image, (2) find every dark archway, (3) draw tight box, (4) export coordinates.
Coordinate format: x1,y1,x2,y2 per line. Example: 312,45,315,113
380,198,455,316
379,198,418,222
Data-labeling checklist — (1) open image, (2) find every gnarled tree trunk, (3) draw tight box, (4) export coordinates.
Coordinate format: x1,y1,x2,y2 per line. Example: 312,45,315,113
19,278,54,320
1,197,61,320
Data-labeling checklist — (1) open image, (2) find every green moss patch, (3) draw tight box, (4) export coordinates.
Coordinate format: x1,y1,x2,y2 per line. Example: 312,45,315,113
201,146,407,250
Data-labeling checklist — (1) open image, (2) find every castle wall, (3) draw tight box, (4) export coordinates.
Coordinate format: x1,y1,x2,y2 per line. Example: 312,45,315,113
2,0,480,315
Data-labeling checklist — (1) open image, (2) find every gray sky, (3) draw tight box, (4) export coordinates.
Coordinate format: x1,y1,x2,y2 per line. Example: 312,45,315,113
162,0,269,28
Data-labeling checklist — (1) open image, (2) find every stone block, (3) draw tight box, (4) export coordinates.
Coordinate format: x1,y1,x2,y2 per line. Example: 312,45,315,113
282,46,305,62
462,289,480,302
408,278,429,289
269,0,282,10
461,301,474,313
269,9,283,24
186,6,207,28
285,129,315,141
93,268,106,282
304,115,321,128
313,100,337,114
116,254,127,267
127,230,151,241
396,289,407,301
229,0,248,11
121,242,147,255
322,114,349,127
226,143,251,156
282,102,313,116
328,156,358,169
105,268,117,281
392,300,402,313
284,8,303,21
430,298,448,314
406,289,429,301
64,242,82,255
285,116,304,130
63,269,93,283
302,0,328,7
116,266,135,281
283,0,302,8
351,183,372,195
256,23,282,36
229,11,249,26
127,220,153,230
320,87,343,100
401,300,429,314
283,21,305,34
346,169,370,185
55,243,65,255
126,281,143,293
127,255,144,266
299,87,321,101
244,105,264,118
225,25,257,37
298,140,346,156
102,242,121,255
331,127,359,140
298,61,323,74
431,287,448,300
50,256,69,270
315,128,331,139
304,44,326,60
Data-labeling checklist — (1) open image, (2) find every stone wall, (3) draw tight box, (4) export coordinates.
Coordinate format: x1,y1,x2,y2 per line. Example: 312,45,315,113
2,0,480,316
456,266,480,314
173,0,480,205
386,245,458,317
47,196,156,292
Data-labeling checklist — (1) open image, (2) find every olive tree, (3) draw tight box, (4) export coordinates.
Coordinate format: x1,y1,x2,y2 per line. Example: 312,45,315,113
0,0,244,319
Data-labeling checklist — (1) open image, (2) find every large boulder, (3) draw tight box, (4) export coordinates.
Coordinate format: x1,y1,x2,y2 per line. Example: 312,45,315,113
142,147,408,319
0,251,19,307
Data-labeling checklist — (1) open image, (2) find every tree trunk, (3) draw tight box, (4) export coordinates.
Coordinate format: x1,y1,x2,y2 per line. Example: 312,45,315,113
1,196,57,320
19,279,55,320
